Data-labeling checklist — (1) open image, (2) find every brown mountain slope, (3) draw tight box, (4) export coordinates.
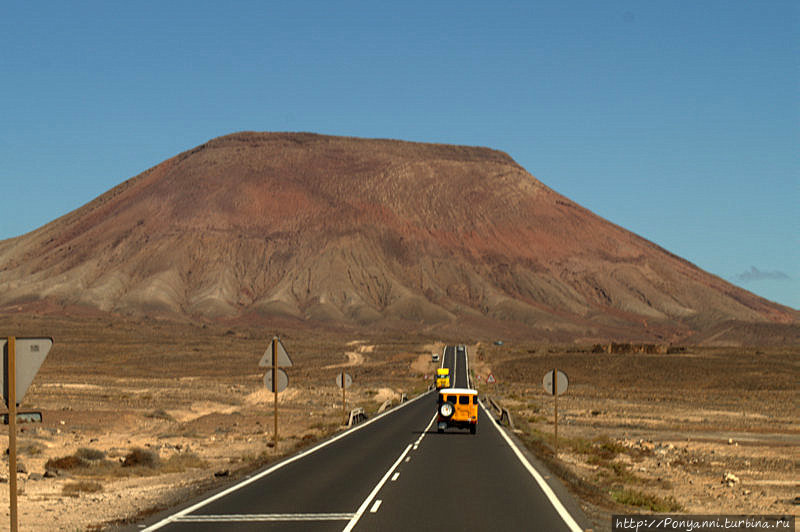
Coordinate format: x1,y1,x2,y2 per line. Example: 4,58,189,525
0,132,796,342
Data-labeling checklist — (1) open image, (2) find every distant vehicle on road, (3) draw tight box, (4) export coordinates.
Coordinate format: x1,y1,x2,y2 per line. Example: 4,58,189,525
437,388,478,434
456,345,465,353
431,353,440,362
435,368,450,389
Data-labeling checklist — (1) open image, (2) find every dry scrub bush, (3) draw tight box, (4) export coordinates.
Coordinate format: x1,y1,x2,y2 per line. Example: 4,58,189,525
62,481,103,497
76,447,106,461
123,448,160,468
611,488,682,512
161,452,206,473
45,454,86,471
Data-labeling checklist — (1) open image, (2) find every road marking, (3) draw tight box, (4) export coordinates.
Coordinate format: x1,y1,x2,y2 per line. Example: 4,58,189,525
369,500,382,513
343,444,412,532
412,413,437,452
404,456,410,462
174,513,355,522
464,344,471,387
479,401,583,532
391,472,399,481
451,347,457,388
142,391,432,531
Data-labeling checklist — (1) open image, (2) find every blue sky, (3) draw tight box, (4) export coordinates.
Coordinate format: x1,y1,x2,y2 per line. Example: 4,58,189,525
1,1,797,309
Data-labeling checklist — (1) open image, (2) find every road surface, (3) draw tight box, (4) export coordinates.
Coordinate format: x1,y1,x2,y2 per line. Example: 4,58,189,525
138,345,585,531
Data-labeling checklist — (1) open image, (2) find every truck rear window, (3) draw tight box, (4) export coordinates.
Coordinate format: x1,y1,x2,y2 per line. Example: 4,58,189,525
458,396,469,404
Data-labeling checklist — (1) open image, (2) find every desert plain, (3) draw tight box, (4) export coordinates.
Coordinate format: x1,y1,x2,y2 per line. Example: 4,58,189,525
0,313,797,531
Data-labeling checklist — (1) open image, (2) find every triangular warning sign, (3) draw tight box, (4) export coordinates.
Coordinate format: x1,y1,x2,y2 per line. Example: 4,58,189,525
1,337,53,407
259,337,293,367
486,373,496,384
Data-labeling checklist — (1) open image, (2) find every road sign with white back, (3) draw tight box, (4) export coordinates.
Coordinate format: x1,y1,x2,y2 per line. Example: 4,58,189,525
542,369,568,396
1,337,53,407
259,337,293,367
264,368,289,393
336,372,352,389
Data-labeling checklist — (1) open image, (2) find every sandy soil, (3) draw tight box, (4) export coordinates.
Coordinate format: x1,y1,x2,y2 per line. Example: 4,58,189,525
472,342,799,531
0,316,438,531
0,316,795,531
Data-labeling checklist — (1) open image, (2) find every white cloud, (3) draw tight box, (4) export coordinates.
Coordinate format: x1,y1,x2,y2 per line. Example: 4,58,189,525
734,266,791,283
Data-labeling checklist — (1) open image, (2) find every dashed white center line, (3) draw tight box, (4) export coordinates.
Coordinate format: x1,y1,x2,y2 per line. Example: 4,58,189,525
391,472,399,481
370,500,382,513
404,456,410,462
342,444,411,532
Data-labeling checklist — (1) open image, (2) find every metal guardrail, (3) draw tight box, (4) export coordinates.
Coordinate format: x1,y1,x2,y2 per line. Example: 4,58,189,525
486,395,514,430
347,408,367,427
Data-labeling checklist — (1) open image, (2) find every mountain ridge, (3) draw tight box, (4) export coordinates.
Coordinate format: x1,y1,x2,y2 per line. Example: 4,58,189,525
1,132,796,343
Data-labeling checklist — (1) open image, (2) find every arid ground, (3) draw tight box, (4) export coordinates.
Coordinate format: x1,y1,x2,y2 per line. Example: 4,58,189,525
0,314,797,531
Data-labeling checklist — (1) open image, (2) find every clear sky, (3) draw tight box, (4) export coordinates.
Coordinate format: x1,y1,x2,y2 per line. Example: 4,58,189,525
1,1,797,309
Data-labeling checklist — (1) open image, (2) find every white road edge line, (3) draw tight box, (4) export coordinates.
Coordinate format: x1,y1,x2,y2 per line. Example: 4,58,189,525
451,347,457,388
342,444,412,532
142,391,432,531
175,513,355,522
464,345,472,388
480,400,583,532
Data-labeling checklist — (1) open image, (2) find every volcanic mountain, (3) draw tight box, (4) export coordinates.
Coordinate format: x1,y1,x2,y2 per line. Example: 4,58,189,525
1,132,796,342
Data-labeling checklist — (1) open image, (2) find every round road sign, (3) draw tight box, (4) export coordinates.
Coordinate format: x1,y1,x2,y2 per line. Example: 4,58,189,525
264,368,289,393
336,372,353,389
542,369,568,396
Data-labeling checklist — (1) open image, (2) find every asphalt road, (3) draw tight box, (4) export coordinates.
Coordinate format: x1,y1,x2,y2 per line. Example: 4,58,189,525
139,345,584,532
440,344,468,388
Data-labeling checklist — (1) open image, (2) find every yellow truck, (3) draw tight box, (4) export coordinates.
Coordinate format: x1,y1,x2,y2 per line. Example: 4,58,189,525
437,388,478,434
435,368,450,389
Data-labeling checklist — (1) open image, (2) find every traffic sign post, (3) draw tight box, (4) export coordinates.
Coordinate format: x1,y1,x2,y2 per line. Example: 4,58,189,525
260,337,293,450
336,372,352,425
542,368,568,456
2,336,52,532
8,337,17,532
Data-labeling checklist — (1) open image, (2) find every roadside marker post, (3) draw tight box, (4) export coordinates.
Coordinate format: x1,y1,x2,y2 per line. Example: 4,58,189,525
273,339,277,450
336,372,352,425
260,337,292,450
1,336,53,532
542,368,568,456
8,336,16,532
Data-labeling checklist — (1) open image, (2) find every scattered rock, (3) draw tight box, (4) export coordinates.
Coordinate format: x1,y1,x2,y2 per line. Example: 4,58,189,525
28,473,42,481
723,472,739,486
214,469,230,478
